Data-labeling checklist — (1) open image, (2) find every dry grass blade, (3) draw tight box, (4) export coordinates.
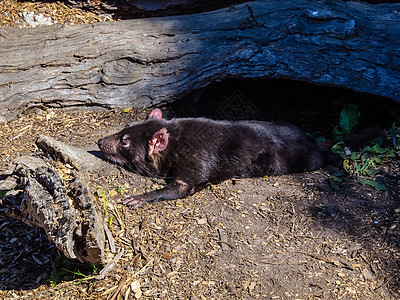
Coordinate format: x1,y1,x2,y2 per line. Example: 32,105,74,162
104,222,116,254
110,275,127,300
96,249,125,280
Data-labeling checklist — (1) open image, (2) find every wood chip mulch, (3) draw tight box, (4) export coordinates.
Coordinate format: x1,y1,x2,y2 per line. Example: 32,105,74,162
0,0,112,28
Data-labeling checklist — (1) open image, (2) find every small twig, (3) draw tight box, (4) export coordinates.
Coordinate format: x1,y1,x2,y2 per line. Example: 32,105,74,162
301,252,340,266
131,238,140,255
374,272,397,291
133,258,154,277
291,216,297,233
11,125,32,140
124,285,131,300
112,207,125,232
256,210,267,218
104,221,116,253
110,275,127,300
95,249,125,280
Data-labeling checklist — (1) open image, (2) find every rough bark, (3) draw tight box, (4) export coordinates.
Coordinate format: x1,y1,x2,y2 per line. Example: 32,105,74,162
0,0,399,122
1,136,119,265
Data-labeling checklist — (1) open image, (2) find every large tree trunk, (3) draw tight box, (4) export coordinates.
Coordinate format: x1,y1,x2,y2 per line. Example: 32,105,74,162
0,0,399,122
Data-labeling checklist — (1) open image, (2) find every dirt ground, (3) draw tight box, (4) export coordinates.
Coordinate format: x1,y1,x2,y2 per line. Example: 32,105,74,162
1,1,400,299
0,96,399,299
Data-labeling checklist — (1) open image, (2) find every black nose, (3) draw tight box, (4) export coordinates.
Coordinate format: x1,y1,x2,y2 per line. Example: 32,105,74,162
98,138,104,148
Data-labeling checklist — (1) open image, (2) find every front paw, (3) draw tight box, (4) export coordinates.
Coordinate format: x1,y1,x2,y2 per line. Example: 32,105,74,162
123,195,148,208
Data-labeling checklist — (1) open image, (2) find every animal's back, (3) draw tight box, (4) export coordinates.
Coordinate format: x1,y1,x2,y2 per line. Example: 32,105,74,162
236,120,328,176
164,118,329,183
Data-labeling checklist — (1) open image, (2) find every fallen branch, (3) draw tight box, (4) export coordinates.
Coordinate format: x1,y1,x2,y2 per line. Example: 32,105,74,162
1,135,120,265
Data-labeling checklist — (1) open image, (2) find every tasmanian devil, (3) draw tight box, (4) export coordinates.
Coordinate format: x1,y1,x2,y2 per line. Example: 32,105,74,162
97,109,353,208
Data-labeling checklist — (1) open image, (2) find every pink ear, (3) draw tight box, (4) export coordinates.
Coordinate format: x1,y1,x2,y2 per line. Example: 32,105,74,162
147,109,163,120
149,128,169,154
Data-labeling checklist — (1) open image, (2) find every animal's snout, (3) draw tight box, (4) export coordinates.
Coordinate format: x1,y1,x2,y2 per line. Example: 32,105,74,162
97,136,118,155
98,138,104,149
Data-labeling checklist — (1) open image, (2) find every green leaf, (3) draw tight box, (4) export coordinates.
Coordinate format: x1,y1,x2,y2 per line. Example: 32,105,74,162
329,170,348,190
329,177,341,190
371,156,382,164
333,125,344,137
365,168,382,176
119,107,132,113
373,137,384,146
357,178,387,190
361,152,371,161
362,145,371,153
96,187,105,198
354,163,362,174
117,183,125,195
359,161,371,175
338,104,360,137
350,152,359,161
331,141,345,155
368,144,387,154
386,149,397,158
315,136,326,142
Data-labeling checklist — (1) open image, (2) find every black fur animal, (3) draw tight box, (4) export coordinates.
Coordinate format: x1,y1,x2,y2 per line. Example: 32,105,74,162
98,109,340,208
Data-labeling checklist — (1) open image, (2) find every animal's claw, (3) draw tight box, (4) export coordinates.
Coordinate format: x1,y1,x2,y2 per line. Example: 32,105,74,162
123,196,147,208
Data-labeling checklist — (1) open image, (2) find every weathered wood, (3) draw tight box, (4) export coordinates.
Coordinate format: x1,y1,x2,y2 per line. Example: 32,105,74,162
1,136,120,265
0,0,399,122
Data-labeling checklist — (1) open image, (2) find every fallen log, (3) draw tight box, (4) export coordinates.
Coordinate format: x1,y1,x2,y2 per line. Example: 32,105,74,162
0,0,399,122
1,135,119,265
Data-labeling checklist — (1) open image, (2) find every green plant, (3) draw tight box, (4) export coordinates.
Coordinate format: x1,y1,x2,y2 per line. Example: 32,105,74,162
96,187,106,199
329,105,398,191
340,140,395,190
96,186,114,225
119,107,132,113
332,103,360,138
96,187,108,213
117,183,126,195
328,169,348,191
48,256,98,286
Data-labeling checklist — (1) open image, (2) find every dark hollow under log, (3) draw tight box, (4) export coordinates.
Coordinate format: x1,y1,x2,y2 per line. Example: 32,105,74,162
0,0,399,122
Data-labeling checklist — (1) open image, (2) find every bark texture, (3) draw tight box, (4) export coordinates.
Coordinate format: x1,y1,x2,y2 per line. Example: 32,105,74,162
1,136,118,265
0,0,399,122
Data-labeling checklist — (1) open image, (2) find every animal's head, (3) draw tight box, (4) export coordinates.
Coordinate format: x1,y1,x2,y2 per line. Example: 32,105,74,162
98,109,169,170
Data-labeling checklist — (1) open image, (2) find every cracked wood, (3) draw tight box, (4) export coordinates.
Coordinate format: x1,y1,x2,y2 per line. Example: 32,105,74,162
0,0,399,122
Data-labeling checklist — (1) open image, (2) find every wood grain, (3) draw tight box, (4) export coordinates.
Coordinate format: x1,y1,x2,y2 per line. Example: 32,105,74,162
0,0,399,122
